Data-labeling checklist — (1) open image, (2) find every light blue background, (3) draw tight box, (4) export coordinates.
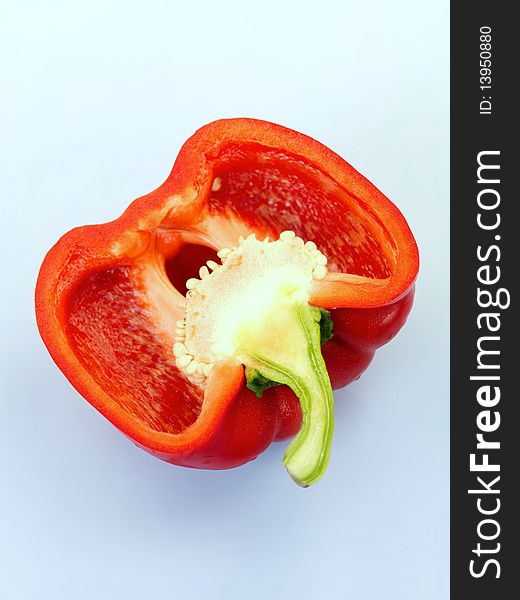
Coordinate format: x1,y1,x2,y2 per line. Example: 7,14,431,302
0,1,448,598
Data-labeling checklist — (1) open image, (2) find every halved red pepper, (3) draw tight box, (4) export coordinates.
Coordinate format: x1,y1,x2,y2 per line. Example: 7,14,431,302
35,118,418,485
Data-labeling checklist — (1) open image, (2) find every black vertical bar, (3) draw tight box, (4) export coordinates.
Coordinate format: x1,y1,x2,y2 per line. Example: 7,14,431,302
451,2,516,598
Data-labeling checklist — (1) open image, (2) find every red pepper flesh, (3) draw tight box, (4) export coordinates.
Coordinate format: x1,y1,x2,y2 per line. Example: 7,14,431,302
35,118,419,473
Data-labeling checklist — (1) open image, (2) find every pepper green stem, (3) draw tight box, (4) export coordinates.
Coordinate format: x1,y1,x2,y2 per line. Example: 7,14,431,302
242,304,334,487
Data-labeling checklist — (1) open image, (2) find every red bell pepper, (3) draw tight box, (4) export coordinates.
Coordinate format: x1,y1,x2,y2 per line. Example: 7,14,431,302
36,118,418,486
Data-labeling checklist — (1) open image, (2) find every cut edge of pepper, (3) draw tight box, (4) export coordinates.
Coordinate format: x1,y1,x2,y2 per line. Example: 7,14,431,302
35,117,419,470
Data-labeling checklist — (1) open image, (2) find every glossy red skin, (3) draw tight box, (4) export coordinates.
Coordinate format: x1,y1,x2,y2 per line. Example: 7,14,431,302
35,118,419,471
